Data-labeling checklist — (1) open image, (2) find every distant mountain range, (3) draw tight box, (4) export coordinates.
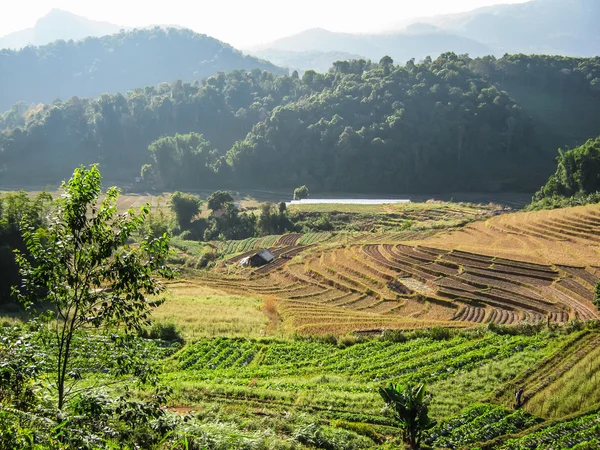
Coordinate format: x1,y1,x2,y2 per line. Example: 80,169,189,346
247,0,600,72
247,27,494,71
395,0,600,56
1,0,598,87
0,28,285,111
0,9,124,49
250,49,365,74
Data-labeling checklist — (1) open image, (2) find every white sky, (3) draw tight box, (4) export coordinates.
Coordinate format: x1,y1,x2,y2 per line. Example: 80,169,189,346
0,0,530,48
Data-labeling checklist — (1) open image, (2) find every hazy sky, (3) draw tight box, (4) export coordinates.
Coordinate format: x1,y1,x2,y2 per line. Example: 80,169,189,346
1,0,530,47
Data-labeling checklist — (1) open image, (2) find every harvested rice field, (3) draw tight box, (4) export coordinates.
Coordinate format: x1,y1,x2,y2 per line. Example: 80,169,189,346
180,203,600,335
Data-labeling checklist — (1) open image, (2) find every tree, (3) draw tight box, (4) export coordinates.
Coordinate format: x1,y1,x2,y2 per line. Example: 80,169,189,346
594,281,600,309
14,165,176,412
293,185,309,201
379,383,435,449
0,191,52,305
170,191,202,230
207,190,234,212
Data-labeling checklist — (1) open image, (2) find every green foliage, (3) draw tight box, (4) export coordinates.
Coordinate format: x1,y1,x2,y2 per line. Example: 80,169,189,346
594,282,600,309
203,192,259,241
424,404,541,449
293,185,310,200
0,68,297,184
530,137,600,208
142,322,185,344
149,133,218,189
5,54,600,194
14,165,176,411
525,192,600,211
293,422,375,449
379,383,435,449
500,411,600,450
257,203,296,236
207,191,235,212
0,190,52,306
330,420,383,443
170,191,202,230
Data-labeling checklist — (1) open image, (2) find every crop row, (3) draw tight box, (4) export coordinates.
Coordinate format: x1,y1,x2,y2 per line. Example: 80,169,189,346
499,412,600,450
177,334,549,387
425,405,541,449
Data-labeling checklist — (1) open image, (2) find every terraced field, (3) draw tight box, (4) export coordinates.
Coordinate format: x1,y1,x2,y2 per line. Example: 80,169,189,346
416,203,600,266
187,204,600,335
164,329,600,448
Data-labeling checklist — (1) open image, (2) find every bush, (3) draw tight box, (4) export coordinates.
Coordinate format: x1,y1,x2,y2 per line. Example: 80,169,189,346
337,334,366,348
487,321,545,336
293,185,309,201
380,329,408,343
142,322,184,344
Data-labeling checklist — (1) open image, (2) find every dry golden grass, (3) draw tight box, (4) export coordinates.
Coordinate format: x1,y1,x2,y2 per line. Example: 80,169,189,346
408,204,600,266
262,296,279,333
151,281,270,340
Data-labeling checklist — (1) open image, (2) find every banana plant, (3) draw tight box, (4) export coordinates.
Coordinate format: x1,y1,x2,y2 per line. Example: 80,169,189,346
379,383,435,449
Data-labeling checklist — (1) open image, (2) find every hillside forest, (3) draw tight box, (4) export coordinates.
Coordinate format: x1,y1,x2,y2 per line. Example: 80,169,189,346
1,51,600,194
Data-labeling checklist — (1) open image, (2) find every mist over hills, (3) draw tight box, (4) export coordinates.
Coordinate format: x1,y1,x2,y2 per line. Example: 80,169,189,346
0,9,123,50
249,0,599,71
0,27,286,111
247,28,494,70
395,0,600,56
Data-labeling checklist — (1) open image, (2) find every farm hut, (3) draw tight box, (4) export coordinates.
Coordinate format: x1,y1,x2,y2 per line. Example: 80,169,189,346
240,249,275,267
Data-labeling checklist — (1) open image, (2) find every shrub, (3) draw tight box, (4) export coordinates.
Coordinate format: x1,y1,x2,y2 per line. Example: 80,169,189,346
380,329,408,343
143,322,184,344
337,334,366,348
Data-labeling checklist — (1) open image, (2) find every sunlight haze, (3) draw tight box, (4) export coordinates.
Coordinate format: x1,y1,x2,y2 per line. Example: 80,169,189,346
1,0,530,47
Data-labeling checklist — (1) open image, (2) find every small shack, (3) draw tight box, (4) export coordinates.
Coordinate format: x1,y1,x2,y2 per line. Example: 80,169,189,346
240,249,275,268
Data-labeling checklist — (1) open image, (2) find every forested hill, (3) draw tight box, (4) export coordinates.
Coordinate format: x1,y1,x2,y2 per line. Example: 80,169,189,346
1,54,600,194
0,27,286,111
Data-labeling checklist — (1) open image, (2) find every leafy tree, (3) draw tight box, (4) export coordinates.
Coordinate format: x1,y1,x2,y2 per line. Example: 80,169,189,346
0,191,52,306
532,137,600,202
294,185,310,200
257,202,295,235
207,190,235,212
379,383,435,449
170,191,202,230
14,165,176,412
594,281,600,309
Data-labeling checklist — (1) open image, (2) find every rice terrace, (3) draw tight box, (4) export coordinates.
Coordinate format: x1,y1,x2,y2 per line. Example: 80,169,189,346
147,195,600,448
3,6,600,446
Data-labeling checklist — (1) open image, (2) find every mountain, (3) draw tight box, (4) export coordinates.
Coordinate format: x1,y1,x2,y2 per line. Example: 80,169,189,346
0,27,286,112
399,0,600,56
0,9,123,50
250,49,365,74
249,28,494,71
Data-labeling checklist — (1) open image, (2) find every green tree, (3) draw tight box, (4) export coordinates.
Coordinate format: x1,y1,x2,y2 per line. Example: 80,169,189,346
379,383,435,449
170,191,202,230
594,281,600,309
14,165,176,412
207,190,235,212
293,185,310,200
0,191,52,305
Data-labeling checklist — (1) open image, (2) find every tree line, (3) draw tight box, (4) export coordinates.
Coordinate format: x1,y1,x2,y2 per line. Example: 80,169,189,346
1,53,600,193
